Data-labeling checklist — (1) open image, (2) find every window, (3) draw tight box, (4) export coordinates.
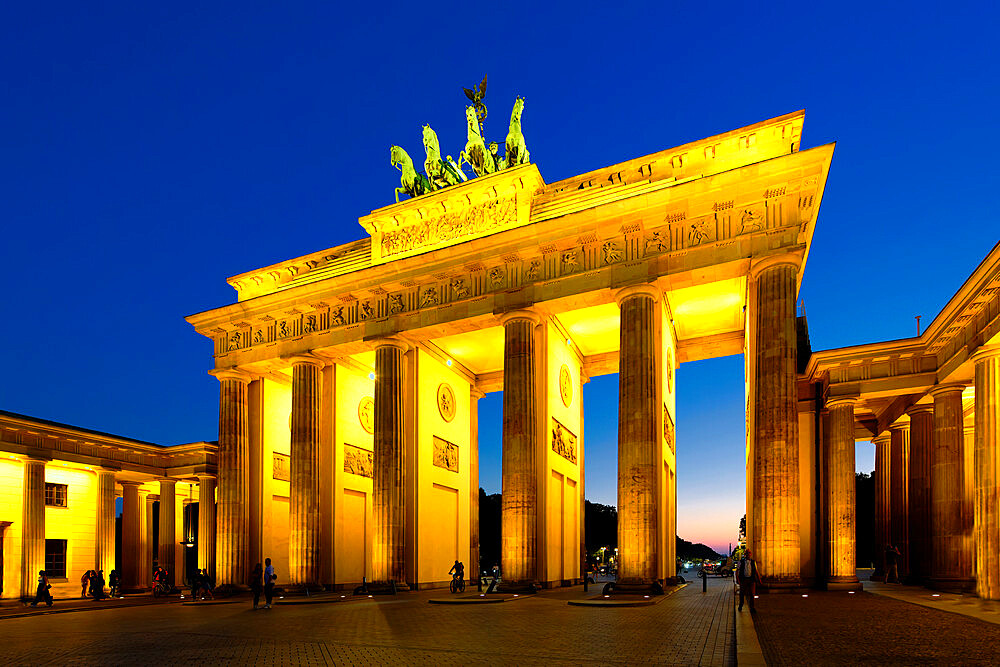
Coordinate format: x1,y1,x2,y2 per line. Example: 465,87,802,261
45,483,68,507
44,539,67,578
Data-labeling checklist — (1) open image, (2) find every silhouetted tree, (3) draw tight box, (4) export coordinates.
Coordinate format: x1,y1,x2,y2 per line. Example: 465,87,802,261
478,489,501,574
739,514,746,540
856,472,875,567
585,500,617,556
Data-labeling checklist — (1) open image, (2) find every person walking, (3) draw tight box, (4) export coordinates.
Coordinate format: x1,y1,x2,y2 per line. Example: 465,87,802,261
30,570,53,607
80,570,91,598
250,563,263,610
263,558,276,609
736,549,761,612
93,570,106,600
884,544,901,584
108,569,120,598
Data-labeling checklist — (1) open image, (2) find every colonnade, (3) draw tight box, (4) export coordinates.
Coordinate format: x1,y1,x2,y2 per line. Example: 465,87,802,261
859,346,1000,598
17,463,216,598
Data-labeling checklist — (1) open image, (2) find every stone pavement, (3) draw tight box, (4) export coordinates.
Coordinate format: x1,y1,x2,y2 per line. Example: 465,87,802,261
0,576,735,666
752,587,1000,665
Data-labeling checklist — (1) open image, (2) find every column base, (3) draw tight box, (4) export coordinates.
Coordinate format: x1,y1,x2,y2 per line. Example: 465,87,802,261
601,581,665,596
282,583,327,595
360,580,410,595
870,568,885,581
824,576,862,591
499,580,539,594
927,576,975,594
759,577,804,594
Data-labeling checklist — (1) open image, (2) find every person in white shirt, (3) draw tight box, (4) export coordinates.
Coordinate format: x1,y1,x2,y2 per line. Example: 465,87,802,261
263,558,276,609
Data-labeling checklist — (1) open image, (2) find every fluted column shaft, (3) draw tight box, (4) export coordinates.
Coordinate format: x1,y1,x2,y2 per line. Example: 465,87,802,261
889,423,910,579
470,389,484,578
158,479,176,585
216,371,251,587
974,348,1000,599
907,406,934,582
197,475,217,576
20,458,46,599
95,469,117,577
373,340,407,584
290,356,322,587
751,262,801,586
616,288,659,585
141,492,153,587
826,399,859,586
501,312,540,588
872,434,891,579
930,384,974,590
121,481,143,591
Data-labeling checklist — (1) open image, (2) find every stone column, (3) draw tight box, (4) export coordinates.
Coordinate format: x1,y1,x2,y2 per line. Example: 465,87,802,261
94,468,117,578
888,421,909,580
871,434,891,580
750,261,801,587
289,354,323,588
158,479,176,586
372,338,409,587
19,458,46,599
500,310,541,590
196,474,217,576
929,383,974,591
215,369,252,588
963,424,976,585
470,388,484,580
826,398,860,589
906,405,934,583
142,492,155,588
973,347,1000,599
121,481,143,592
615,285,660,588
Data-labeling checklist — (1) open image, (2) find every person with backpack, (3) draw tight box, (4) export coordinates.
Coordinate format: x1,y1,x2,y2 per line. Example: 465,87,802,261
736,549,761,612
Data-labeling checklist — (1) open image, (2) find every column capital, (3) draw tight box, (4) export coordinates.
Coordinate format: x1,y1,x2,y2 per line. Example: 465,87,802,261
372,336,409,353
888,418,910,432
928,382,967,399
905,403,935,417
211,367,255,384
614,283,661,305
120,480,143,489
471,387,486,401
284,352,325,369
748,254,801,281
971,345,1000,364
20,455,50,465
871,433,892,446
498,308,541,326
826,396,858,409
195,472,217,482
158,478,177,487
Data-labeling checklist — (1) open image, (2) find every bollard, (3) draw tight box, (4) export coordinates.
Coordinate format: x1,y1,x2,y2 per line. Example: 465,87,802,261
701,570,707,593
477,572,483,592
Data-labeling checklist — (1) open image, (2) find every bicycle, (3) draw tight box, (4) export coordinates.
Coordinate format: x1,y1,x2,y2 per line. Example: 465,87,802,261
152,580,170,597
450,573,466,594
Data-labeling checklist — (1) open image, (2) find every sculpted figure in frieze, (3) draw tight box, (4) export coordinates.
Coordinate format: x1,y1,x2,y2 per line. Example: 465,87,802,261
602,241,621,264
387,294,405,314
331,307,346,326
645,230,669,254
451,278,470,299
390,145,433,203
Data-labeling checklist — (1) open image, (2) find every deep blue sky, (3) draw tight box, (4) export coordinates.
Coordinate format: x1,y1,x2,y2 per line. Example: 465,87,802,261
2,2,997,553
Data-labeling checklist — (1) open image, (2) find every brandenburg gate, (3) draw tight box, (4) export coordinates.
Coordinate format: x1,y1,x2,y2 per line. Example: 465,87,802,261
187,108,835,592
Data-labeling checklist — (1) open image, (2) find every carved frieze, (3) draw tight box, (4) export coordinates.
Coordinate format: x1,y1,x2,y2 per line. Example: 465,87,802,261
433,436,459,472
344,444,373,478
666,348,674,394
551,418,577,464
272,452,290,482
663,407,675,454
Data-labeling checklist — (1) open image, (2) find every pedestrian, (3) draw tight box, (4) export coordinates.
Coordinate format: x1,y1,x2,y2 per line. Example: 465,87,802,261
201,570,214,600
81,569,91,598
884,544,901,584
250,563,263,610
191,569,201,599
30,570,53,607
92,570,106,600
263,557,276,609
108,569,120,598
736,548,761,612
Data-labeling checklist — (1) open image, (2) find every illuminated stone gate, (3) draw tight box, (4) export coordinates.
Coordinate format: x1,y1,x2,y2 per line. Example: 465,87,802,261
187,110,835,591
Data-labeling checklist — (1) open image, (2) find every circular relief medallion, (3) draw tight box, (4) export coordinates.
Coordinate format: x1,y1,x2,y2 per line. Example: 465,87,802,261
559,364,573,407
666,348,674,394
437,383,456,422
358,396,375,434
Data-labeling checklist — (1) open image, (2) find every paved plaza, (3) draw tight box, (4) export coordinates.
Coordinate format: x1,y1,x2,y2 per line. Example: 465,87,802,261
1,578,734,666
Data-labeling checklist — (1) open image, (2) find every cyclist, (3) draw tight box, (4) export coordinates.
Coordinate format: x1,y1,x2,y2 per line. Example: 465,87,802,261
449,560,465,593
